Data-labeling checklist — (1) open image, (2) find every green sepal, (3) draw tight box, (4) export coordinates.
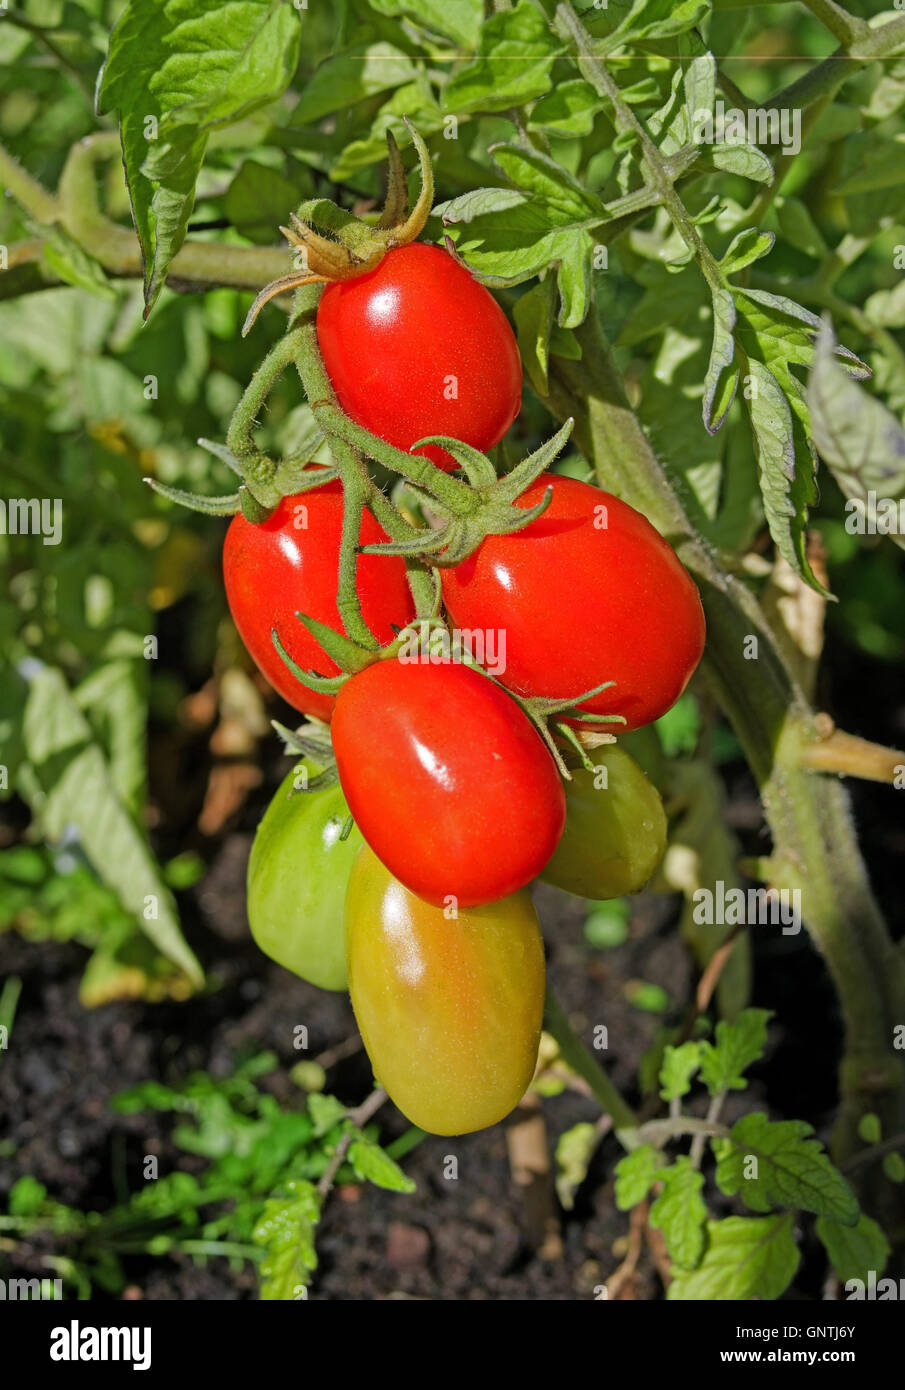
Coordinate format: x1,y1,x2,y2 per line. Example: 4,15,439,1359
274,462,341,494
294,610,380,673
492,419,574,504
239,486,276,524
143,478,240,515
197,437,245,477
410,435,498,487
271,629,348,695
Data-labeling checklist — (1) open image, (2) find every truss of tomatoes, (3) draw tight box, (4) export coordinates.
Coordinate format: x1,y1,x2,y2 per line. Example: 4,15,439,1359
233,244,705,1138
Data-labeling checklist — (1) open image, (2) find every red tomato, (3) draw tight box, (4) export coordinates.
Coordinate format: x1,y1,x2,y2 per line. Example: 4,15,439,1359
441,475,705,732
317,243,522,471
223,484,414,721
331,658,565,907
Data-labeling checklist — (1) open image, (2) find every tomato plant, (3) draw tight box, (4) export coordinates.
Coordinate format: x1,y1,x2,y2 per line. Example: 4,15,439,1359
7,0,905,1316
442,475,706,732
246,762,362,991
317,244,522,471
539,746,667,900
345,844,545,1135
331,657,566,907
223,484,414,720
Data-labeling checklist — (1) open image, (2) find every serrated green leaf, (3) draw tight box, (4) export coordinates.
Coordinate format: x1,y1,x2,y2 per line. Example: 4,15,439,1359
659,1042,702,1102
816,1211,891,1285
490,144,605,224
667,1214,799,1300
720,229,774,278
807,320,905,554
555,1121,599,1210
98,0,301,314
699,1008,770,1093
716,1113,859,1223
609,0,711,45
745,358,818,582
348,1136,416,1193
614,1144,660,1209
649,1158,708,1269
444,1,560,114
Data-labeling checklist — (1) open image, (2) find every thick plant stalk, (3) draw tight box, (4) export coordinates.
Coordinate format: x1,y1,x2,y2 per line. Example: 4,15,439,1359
541,312,905,1163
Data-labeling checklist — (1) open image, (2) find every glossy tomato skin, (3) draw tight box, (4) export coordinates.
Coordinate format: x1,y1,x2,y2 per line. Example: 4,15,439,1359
345,845,545,1135
223,483,414,721
247,762,363,989
317,244,522,471
441,475,705,732
540,746,667,900
331,658,566,907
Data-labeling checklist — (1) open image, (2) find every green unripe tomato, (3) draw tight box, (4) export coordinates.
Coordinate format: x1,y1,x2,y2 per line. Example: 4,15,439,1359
345,844,545,1136
540,745,667,900
247,762,362,989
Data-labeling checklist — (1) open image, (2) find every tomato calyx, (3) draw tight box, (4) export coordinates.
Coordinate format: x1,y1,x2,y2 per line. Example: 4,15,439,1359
242,119,434,337
361,420,575,568
145,438,341,521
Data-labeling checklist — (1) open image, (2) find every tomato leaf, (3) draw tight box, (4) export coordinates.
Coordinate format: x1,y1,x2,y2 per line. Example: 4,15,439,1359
649,1157,708,1269
367,0,484,49
614,1144,661,1209
702,286,738,433
348,1135,417,1193
698,1008,770,1093
443,1,561,114
667,1214,800,1300
98,0,301,315
816,1211,892,1285
658,1041,702,1102
806,320,905,553
555,1121,599,1210
253,1180,320,1301
715,1113,860,1224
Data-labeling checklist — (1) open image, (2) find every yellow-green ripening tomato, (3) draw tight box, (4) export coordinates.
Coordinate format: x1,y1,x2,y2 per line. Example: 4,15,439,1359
247,762,363,990
345,845,545,1136
539,746,667,900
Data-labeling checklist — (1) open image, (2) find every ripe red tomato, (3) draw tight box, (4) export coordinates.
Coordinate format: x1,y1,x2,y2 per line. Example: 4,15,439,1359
441,475,705,731
331,658,566,907
345,845,545,1135
317,243,522,471
223,483,414,721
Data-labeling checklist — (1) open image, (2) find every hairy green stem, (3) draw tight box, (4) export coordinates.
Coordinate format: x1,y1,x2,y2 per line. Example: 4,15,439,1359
800,0,869,47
